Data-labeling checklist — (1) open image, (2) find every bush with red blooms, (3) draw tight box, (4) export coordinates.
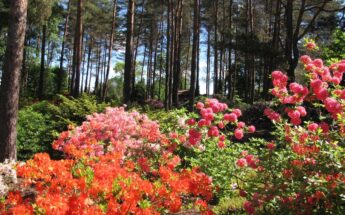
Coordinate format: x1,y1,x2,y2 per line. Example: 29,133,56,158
168,98,256,200
0,108,213,214
181,99,256,150
237,56,345,214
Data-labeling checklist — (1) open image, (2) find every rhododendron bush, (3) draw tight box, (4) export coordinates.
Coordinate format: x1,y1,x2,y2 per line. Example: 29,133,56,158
0,108,213,214
168,98,257,201
237,56,345,214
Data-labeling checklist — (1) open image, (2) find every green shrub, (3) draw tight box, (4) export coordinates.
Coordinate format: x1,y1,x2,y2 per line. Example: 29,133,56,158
17,107,52,160
17,94,108,160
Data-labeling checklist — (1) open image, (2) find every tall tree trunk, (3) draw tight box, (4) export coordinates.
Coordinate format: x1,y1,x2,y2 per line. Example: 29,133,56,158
94,46,101,94
73,0,83,97
123,0,135,104
184,28,191,90
102,0,117,100
227,0,233,99
158,33,164,100
146,32,153,99
141,44,147,82
168,0,175,109
84,40,92,93
264,0,281,99
213,0,218,94
195,12,200,97
38,25,46,99
285,0,294,81
165,0,171,110
151,35,159,99
133,0,146,82
189,0,199,111
58,0,71,93
206,27,211,97
173,0,182,106
81,42,87,93
88,62,93,93
249,0,255,104
0,0,28,161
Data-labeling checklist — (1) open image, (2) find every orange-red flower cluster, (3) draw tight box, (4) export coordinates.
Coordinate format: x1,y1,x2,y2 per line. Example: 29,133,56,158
1,109,213,214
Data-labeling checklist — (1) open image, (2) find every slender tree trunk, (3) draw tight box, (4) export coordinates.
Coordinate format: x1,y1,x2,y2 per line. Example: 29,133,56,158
249,0,255,104
123,0,135,104
189,0,199,111
151,35,159,99
58,0,71,93
165,0,171,110
133,0,146,80
173,0,182,106
146,33,153,99
196,10,200,97
141,44,147,82
94,46,101,94
88,61,93,93
81,42,87,93
0,0,28,161
84,40,92,93
168,0,175,108
102,0,117,100
206,27,211,97
158,30,164,100
38,25,46,99
213,0,218,94
227,0,233,100
73,0,83,97
184,28,191,90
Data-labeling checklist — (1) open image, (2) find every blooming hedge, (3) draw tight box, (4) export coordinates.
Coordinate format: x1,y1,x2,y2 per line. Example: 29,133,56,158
0,108,213,215
237,55,345,214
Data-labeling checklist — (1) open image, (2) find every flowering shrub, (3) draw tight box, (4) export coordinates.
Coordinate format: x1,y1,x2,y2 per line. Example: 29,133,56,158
166,99,256,203
0,108,213,214
237,56,345,214
182,99,256,149
53,107,163,158
0,160,17,197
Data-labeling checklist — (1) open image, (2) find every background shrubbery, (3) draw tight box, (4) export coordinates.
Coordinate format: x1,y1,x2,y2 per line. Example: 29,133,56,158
17,94,108,160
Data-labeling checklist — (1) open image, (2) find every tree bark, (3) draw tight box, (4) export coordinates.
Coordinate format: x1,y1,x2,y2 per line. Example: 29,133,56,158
102,0,118,100
0,0,28,161
84,40,92,93
189,0,199,111
58,0,71,93
206,27,211,97
165,0,172,110
172,0,182,106
213,0,218,94
38,24,46,99
72,0,83,97
123,0,135,104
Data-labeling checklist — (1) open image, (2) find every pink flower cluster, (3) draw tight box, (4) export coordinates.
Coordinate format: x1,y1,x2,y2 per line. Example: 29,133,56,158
271,70,309,105
269,56,345,124
264,108,281,123
184,99,255,149
53,107,163,158
236,151,259,169
300,56,345,119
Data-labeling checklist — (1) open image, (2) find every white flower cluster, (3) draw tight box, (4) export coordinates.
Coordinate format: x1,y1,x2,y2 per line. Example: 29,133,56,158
0,160,17,197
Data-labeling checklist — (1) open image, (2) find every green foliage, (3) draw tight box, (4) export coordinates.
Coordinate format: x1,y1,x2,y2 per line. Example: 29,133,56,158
212,197,246,215
23,64,68,99
322,29,345,64
188,141,244,198
17,107,52,160
146,108,188,133
17,94,108,160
